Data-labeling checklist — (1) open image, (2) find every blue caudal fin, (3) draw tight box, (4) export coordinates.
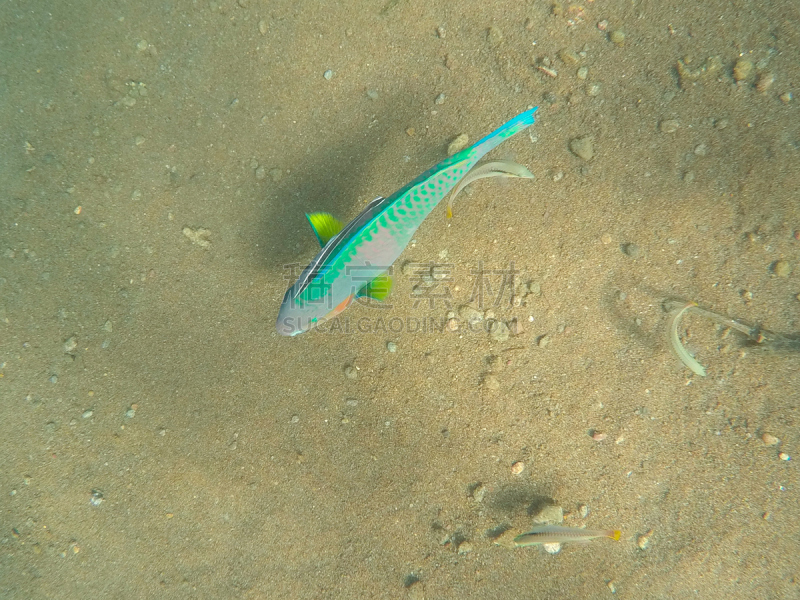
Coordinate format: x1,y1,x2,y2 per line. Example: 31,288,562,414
465,106,538,159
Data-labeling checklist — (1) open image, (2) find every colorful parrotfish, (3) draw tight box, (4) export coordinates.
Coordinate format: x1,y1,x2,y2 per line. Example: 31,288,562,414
276,107,538,336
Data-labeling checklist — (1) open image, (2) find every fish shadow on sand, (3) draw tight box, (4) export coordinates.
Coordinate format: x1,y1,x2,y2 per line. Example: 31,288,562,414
258,100,446,275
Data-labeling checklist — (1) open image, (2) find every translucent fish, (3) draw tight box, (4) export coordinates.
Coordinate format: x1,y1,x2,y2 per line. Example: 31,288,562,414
446,160,535,218
667,301,707,377
514,525,621,547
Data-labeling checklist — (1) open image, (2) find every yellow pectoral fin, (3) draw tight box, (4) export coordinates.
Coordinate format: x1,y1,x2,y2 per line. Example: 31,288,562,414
357,274,393,301
306,213,344,247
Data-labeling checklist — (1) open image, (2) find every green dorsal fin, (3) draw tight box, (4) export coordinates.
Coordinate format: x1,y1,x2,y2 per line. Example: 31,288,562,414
305,212,344,247
357,273,393,301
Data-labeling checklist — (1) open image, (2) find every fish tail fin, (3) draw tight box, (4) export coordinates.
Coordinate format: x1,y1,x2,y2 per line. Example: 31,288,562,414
463,107,538,161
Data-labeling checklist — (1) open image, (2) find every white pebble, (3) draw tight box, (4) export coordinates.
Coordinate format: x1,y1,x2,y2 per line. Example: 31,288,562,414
323,69,333,80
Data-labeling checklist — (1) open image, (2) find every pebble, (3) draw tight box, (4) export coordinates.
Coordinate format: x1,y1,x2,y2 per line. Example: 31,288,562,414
762,433,780,446
64,336,77,354
772,260,792,277
756,72,775,93
457,540,474,554
486,26,504,48
694,143,708,156
258,20,268,35
458,305,483,324
446,318,459,332
510,461,525,475
586,83,601,96
290,415,300,423
591,431,607,442
489,321,510,342
578,504,590,518
435,93,445,105
576,66,589,80
124,405,137,419
780,92,793,104
779,452,791,461
344,365,358,380
637,530,652,550
733,58,753,82
386,341,397,353
622,242,642,259
82,410,93,419
482,374,500,390
269,168,283,182
660,119,680,133
89,490,104,507
323,69,333,80
254,165,266,180
448,133,469,156
366,89,379,101
533,504,563,524
543,542,562,554
569,136,594,160
136,39,148,51
471,483,487,502
537,334,550,348
609,30,625,47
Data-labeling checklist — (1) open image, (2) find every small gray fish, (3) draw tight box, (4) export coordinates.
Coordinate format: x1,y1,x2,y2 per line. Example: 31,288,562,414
514,524,621,547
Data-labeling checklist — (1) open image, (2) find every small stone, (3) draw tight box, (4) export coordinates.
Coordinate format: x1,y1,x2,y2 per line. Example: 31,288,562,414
64,336,77,354
136,39,148,51
537,334,550,348
471,483,487,502
762,433,780,446
578,504,590,518
458,305,483,324
366,89,379,100
558,49,579,65
183,227,211,248
124,406,136,419
131,189,142,200
489,321,510,342
622,242,642,259
607,581,617,593
344,365,358,380
569,136,594,160
386,341,397,353
637,531,652,550
457,540,474,554
733,58,753,82
134,135,146,146
323,69,333,80
82,410,93,419
601,233,613,245
258,20,268,35
576,66,589,80
89,490,104,507
510,461,525,475
780,92,793,104
755,72,775,93
779,452,791,461
683,170,695,183
660,119,680,133
290,415,300,423
609,30,625,47
586,83,601,96
543,542,562,554
448,133,469,156
694,143,708,156
447,318,459,332
482,374,500,390
436,25,446,38
591,431,607,441
533,504,563,524
254,165,266,180
435,93,445,105
772,260,792,277
486,26,503,48
269,168,283,182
